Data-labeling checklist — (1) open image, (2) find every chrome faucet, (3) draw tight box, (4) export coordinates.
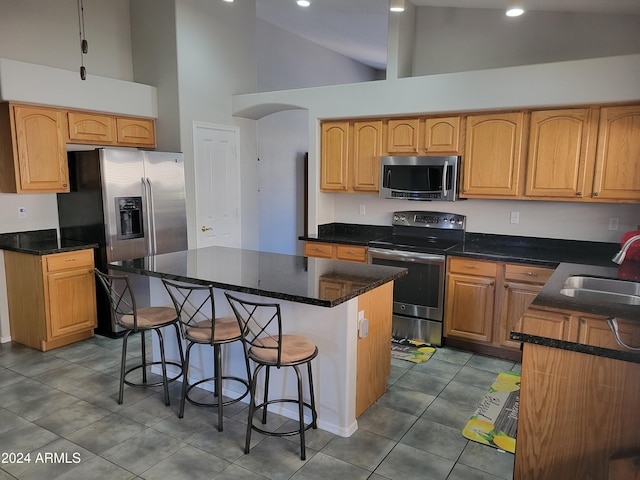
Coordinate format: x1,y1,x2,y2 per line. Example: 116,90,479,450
612,234,640,264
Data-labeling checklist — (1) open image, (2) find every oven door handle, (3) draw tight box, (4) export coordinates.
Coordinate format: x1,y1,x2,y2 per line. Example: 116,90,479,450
368,248,445,264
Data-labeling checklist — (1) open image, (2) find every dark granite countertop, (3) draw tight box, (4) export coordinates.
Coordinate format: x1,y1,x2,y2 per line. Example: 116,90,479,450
300,223,391,246
511,261,640,364
0,229,98,255
450,233,620,267
300,223,620,267
109,246,407,308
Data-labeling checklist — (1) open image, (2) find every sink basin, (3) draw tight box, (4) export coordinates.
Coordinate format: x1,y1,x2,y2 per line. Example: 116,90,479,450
560,275,640,306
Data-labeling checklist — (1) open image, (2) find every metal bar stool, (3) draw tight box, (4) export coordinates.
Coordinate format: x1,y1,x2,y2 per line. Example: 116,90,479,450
94,269,184,406
225,292,318,460
162,279,251,432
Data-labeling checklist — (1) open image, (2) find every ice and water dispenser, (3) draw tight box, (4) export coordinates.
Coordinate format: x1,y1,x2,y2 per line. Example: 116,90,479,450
116,197,144,240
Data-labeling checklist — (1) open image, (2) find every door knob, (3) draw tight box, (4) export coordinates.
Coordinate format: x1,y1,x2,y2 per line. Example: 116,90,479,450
201,226,212,232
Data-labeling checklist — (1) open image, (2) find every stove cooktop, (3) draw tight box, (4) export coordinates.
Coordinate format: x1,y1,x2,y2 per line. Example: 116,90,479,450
369,235,463,254
368,211,467,254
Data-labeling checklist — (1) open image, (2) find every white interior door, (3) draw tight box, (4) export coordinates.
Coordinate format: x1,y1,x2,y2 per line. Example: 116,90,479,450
193,122,241,248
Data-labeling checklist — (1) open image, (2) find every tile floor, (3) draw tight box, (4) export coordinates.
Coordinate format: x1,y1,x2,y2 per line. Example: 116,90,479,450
0,334,518,480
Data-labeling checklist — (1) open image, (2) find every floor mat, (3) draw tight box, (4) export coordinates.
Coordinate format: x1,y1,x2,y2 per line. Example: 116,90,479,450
390,337,435,364
462,371,520,454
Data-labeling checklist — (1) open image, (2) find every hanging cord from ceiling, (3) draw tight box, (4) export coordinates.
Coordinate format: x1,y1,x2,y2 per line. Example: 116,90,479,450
77,0,88,80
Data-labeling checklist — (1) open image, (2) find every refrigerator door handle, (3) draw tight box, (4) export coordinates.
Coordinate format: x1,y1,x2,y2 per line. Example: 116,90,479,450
145,177,158,256
141,177,154,255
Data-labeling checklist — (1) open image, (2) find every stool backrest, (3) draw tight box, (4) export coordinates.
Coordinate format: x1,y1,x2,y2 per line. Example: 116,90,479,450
162,279,216,345
94,269,138,331
225,292,283,366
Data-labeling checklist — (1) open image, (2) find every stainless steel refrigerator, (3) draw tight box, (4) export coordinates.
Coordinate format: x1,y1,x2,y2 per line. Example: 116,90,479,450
57,148,187,336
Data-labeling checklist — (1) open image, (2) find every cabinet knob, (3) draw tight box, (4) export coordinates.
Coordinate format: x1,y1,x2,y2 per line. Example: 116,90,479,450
575,191,582,196
504,283,509,288
593,192,599,197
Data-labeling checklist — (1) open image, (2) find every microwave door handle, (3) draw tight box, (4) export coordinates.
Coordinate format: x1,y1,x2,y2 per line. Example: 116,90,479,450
442,160,449,197
386,169,391,186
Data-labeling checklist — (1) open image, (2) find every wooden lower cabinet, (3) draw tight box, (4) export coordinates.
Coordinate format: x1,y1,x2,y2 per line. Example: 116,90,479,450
444,257,554,357
444,258,496,343
515,342,640,480
303,241,368,263
5,249,97,351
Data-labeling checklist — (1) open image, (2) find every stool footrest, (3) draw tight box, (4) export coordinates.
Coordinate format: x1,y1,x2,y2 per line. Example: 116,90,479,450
250,398,317,437
123,361,183,388
185,376,250,408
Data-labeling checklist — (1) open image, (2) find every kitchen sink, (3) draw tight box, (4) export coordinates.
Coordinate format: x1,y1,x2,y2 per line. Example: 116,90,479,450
560,275,640,306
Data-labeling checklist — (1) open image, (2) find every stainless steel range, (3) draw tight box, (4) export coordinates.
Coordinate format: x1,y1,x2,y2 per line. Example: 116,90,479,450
368,211,466,346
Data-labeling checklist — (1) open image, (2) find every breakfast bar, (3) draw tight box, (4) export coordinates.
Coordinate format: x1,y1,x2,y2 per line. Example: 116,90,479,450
109,246,406,437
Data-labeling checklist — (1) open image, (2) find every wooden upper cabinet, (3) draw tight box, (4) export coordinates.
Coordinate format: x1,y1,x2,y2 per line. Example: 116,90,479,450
462,112,526,198
592,105,640,202
321,121,349,191
386,118,420,154
422,116,462,154
0,103,69,193
320,119,382,192
525,108,597,199
116,117,156,147
67,111,117,143
352,120,382,191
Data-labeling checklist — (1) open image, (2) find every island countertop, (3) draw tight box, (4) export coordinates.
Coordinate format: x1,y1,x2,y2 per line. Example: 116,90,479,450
108,246,407,307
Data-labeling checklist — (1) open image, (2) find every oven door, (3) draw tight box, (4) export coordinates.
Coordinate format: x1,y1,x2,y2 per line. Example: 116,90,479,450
368,247,445,321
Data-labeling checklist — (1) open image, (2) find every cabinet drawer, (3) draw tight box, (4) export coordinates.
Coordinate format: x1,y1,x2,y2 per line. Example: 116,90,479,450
505,264,554,284
448,257,497,277
303,242,334,259
45,250,94,272
336,245,367,263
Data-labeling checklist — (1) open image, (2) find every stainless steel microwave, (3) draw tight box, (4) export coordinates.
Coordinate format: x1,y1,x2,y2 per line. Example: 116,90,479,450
379,155,461,201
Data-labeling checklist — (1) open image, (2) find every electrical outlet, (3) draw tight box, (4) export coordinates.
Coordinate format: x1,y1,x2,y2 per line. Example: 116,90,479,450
608,217,619,231
18,207,27,219
359,204,366,215
510,211,519,224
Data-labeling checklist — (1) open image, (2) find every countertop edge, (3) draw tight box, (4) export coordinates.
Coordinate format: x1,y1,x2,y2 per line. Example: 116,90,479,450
0,243,99,255
510,331,640,364
108,260,407,308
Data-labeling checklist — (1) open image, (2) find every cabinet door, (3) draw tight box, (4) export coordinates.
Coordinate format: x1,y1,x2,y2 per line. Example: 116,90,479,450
462,112,526,198
386,118,420,154
525,108,597,199
500,281,543,349
577,315,640,352
47,267,97,339
12,104,69,192
116,117,156,147
422,116,461,154
444,273,495,343
352,120,382,191
321,121,349,191
68,111,117,144
592,105,640,201
517,308,578,342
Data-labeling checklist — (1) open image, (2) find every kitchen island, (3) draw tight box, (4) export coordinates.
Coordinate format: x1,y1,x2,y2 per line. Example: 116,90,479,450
511,262,640,480
109,246,406,437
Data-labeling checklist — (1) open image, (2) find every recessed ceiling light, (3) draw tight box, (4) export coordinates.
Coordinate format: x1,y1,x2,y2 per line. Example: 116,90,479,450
390,0,405,13
297,0,311,7
222,0,233,3
506,0,525,17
